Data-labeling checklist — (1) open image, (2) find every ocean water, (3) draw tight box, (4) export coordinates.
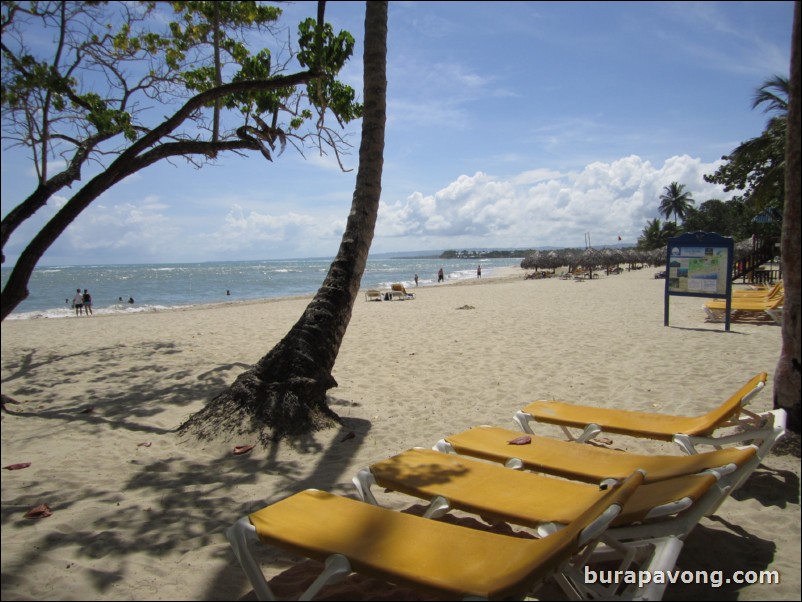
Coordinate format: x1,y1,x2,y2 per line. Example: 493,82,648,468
2,256,522,320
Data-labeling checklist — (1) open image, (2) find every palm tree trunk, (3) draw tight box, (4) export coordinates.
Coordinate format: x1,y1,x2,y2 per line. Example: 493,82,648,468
774,0,801,436
179,1,388,443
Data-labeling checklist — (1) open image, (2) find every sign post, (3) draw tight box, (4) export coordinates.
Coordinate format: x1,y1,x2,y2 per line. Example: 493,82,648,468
664,232,734,331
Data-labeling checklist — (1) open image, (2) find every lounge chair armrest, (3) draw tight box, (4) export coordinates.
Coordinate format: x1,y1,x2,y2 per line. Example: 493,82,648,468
513,410,535,433
513,410,603,443
672,409,786,456
433,439,456,454
352,468,379,505
578,504,623,546
643,496,694,520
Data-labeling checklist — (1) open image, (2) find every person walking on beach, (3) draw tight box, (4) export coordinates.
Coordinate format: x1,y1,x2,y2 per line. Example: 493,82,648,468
437,267,444,283
82,289,93,315
477,264,482,278
72,289,84,316
414,274,419,287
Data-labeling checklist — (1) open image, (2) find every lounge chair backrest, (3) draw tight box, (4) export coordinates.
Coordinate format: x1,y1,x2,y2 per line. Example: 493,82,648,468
696,372,766,433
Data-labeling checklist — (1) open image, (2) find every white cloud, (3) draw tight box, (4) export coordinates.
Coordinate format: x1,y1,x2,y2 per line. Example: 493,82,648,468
377,154,727,249
6,153,734,265
63,200,179,257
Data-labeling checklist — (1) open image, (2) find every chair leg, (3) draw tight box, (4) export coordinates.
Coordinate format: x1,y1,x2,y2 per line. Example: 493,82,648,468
226,517,277,601
352,469,379,505
299,554,352,601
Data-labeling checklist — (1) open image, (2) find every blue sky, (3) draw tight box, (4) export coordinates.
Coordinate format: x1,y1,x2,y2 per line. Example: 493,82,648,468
1,1,795,266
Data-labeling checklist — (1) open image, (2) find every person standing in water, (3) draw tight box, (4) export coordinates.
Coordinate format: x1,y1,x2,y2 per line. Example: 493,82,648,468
72,289,84,316
82,289,93,315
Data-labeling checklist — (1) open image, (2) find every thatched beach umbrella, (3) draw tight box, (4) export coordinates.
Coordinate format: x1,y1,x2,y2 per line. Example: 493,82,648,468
580,247,602,279
600,248,625,274
560,248,582,273
520,250,543,270
649,247,666,266
545,250,564,273
620,247,640,271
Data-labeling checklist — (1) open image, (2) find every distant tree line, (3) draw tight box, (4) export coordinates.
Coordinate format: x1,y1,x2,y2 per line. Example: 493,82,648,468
439,249,529,259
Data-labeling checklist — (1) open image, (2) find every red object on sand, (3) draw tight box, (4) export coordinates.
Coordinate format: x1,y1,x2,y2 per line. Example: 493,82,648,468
233,445,255,455
24,504,53,519
4,463,31,470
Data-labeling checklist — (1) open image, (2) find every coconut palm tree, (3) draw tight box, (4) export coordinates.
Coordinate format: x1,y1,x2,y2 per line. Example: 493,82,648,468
659,182,695,225
774,3,800,435
752,75,789,118
180,1,388,442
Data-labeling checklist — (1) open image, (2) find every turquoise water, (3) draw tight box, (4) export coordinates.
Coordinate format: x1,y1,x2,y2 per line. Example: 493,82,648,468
2,256,522,319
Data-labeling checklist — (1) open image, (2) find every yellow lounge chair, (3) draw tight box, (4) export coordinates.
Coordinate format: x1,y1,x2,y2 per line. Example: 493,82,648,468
355,447,727,531
514,373,784,454
731,282,783,298
354,446,756,600
433,425,771,484
364,289,383,302
390,283,415,299
226,471,645,601
703,295,783,324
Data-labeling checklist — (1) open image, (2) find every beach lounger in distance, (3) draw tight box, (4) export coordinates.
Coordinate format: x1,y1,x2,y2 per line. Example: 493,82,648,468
226,471,645,601
390,283,415,299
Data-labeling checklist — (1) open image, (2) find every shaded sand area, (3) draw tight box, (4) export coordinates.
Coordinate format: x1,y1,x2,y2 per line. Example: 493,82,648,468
2,266,799,600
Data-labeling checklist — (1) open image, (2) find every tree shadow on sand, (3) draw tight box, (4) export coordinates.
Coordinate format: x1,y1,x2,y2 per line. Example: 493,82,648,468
1,341,249,434
2,341,382,600
1,415,373,600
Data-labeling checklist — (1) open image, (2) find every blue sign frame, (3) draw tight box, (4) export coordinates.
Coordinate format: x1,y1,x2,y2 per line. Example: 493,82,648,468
664,231,734,331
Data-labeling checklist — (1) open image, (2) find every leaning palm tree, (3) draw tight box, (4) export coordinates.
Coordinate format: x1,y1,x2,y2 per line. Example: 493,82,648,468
180,1,388,443
659,182,695,225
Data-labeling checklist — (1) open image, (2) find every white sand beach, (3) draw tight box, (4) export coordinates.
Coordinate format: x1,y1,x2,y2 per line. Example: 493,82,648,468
2,266,799,600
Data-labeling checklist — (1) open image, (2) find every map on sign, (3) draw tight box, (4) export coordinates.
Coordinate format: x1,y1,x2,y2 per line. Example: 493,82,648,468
667,246,729,295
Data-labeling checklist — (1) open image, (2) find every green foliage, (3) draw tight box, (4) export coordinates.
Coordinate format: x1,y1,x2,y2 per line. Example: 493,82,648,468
637,218,679,250
704,75,788,212
167,0,281,92
681,199,750,239
704,117,786,211
79,93,137,141
297,18,355,75
297,18,362,123
633,75,788,250
1,0,362,177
